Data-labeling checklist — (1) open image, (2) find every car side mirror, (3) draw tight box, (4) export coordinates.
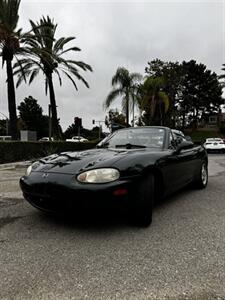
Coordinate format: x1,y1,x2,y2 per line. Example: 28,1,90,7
176,140,194,153
185,135,192,142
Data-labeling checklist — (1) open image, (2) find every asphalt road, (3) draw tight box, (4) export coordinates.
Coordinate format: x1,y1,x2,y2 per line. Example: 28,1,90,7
0,155,225,300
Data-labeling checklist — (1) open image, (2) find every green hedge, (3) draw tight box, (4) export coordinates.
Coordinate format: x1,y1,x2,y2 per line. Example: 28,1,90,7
184,129,225,144
0,141,97,164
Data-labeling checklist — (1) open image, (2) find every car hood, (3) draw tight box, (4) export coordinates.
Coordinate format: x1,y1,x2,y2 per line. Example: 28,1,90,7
31,147,163,175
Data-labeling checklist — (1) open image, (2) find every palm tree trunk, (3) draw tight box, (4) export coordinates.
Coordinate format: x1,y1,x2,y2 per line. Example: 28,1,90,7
47,74,59,139
126,90,129,127
6,59,18,140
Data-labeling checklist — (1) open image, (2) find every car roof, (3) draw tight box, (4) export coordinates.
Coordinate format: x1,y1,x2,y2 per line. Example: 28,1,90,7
206,138,222,141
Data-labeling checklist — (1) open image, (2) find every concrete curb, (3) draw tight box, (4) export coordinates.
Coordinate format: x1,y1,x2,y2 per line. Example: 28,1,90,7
0,161,31,170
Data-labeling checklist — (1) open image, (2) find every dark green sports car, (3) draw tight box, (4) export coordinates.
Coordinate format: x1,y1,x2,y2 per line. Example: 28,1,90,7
20,126,208,227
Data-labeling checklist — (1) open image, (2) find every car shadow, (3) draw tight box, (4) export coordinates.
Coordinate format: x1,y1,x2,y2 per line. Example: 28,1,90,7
32,184,207,231
36,207,132,232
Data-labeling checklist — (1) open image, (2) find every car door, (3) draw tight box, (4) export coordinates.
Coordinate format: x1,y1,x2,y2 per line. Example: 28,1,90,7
171,131,197,187
158,131,182,195
159,130,196,195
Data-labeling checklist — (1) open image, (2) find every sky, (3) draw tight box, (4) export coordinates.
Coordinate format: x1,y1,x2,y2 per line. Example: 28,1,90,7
0,0,224,131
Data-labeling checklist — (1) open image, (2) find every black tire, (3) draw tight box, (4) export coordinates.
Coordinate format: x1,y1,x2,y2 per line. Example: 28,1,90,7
132,174,154,227
194,161,208,189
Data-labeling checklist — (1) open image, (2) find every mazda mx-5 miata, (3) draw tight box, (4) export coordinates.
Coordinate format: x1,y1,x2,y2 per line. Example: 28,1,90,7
20,126,208,227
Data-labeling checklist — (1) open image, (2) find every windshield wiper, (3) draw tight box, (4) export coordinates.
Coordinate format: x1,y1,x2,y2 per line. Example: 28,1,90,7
115,143,146,149
96,142,109,149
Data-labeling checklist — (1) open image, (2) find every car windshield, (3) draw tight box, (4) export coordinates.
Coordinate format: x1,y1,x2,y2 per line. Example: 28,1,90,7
98,128,165,149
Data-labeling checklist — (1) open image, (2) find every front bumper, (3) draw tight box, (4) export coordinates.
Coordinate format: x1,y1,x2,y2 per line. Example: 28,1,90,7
20,171,137,214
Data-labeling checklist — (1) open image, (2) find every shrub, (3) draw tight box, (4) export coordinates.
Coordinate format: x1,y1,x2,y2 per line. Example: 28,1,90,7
0,141,96,164
219,122,225,134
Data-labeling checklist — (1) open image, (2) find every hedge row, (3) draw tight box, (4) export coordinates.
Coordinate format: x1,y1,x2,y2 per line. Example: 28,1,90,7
0,141,97,164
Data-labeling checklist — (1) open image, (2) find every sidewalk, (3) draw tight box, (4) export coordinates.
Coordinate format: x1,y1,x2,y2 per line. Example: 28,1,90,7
0,161,30,170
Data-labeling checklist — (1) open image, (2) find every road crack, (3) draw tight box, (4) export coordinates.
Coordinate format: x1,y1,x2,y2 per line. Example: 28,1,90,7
0,215,24,229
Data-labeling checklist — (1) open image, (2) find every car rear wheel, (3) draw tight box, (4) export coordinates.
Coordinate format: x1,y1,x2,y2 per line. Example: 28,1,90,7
194,161,208,189
132,174,154,227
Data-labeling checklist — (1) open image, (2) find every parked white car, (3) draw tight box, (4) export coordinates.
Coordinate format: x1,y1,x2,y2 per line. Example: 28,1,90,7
204,138,225,153
66,136,88,142
39,137,54,142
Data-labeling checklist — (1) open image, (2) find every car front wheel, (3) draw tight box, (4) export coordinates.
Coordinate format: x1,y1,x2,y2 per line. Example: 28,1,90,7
132,174,154,227
194,161,208,189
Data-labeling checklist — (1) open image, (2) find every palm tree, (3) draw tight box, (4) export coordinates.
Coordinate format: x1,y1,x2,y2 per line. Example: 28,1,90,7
139,77,169,126
14,16,92,139
104,67,142,127
0,0,22,139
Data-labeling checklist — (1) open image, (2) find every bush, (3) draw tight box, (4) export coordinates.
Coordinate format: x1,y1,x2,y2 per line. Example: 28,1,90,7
219,122,225,134
0,141,97,164
184,129,224,144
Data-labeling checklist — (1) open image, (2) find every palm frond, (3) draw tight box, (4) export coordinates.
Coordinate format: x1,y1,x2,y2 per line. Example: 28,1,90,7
29,68,39,84
53,37,75,53
54,68,62,86
14,55,27,83
130,72,143,82
61,70,78,90
112,67,130,86
104,89,122,109
59,46,81,55
66,60,93,72
16,69,32,87
158,91,169,113
66,66,90,88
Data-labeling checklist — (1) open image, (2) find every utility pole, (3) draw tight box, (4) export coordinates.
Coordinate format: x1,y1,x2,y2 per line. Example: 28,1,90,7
92,120,104,140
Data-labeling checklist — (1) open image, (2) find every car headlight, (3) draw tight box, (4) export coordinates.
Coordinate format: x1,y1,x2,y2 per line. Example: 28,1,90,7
25,162,40,176
26,165,33,176
77,168,120,183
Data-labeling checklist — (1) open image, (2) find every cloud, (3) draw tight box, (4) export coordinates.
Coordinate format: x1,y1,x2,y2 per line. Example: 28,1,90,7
0,0,224,132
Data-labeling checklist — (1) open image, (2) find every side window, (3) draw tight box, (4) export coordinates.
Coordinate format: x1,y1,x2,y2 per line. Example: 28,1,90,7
169,132,176,149
173,132,185,144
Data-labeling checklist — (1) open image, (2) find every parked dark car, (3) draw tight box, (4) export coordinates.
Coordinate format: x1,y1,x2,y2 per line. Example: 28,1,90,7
20,126,208,227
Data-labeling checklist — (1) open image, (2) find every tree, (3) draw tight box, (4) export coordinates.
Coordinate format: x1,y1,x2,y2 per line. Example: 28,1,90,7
178,60,223,128
139,77,169,126
145,59,182,126
219,63,225,86
0,119,7,135
0,0,22,139
17,96,49,138
105,109,126,132
14,16,92,139
145,59,224,128
104,67,142,127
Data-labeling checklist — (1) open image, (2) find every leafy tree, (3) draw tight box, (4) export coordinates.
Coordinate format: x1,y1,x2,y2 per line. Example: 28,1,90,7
0,0,22,139
145,59,182,126
178,60,223,128
145,59,224,128
0,119,7,135
138,77,169,126
104,67,142,127
17,96,49,138
14,16,92,139
218,63,225,88
105,109,126,132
